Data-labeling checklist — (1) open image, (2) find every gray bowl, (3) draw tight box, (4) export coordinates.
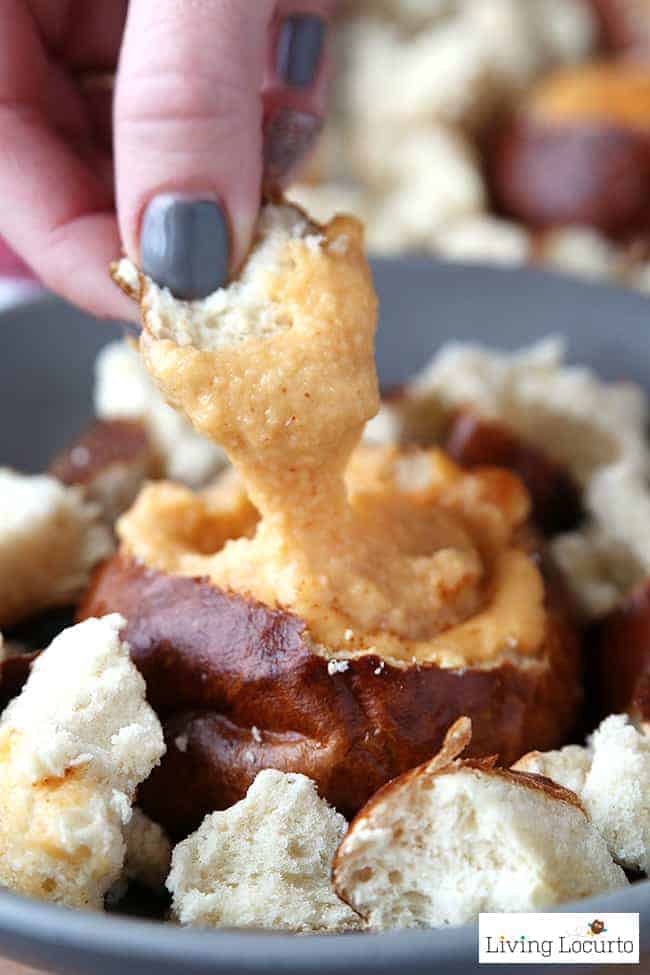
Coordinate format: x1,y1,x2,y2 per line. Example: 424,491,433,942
0,260,648,974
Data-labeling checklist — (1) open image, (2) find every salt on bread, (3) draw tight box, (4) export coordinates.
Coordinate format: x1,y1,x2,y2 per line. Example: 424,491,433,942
0,469,113,629
167,769,363,932
0,615,165,908
515,714,650,874
94,340,226,488
333,718,626,930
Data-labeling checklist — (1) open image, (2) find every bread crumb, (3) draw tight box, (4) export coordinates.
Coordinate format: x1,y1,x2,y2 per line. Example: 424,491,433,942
251,726,262,743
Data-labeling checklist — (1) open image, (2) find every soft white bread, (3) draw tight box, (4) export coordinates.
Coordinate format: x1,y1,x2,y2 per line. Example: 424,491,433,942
333,718,626,930
515,714,650,874
94,341,226,488
0,615,165,908
167,769,363,932
0,469,113,628
122,809,171,894
512,744,591,796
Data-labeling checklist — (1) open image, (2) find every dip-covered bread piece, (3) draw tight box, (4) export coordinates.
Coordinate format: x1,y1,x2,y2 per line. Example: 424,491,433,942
0,615,165,908
167,769,362,932
515,713,650,873
0,469,113,628
83,201,581,837
333,718,626,930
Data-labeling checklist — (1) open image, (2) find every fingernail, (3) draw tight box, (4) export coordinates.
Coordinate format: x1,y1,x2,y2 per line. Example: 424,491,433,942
140,195,230,300
263,109,323,189
276,15,325,88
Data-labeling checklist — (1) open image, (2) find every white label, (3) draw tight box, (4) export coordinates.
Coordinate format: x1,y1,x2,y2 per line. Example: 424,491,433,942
479,913,639,965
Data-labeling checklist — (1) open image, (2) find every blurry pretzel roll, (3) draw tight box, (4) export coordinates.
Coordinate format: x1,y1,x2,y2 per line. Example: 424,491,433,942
489,63,650,238
589,0,650,56
50,419,160,526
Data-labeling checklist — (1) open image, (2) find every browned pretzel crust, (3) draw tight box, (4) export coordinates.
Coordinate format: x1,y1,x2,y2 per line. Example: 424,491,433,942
79,546,581,840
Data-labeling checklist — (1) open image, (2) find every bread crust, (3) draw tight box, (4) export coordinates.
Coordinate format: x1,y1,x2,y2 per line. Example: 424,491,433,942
591,577,650,724
78,547,581,839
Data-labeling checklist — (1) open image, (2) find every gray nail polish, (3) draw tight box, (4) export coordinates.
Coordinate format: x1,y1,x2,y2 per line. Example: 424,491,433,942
276,15,325,88
263,109,323,190
141,195,230,300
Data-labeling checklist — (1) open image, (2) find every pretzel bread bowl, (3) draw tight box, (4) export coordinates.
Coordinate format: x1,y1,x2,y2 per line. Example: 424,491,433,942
80,202,582,839
489,62,650,238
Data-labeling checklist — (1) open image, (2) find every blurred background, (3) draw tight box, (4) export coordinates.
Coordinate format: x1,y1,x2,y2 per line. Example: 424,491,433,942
288,0,650,291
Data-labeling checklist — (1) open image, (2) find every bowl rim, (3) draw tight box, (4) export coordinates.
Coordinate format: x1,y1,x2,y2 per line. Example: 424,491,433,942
0,882,647,973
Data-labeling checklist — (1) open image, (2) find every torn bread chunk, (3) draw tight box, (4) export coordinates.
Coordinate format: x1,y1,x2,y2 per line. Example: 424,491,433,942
122,808,171,894
112,204,327,352
333,718,626,930
511,744,592,796
0,469,113,629
515,714,650,874
94,340,226,488
167,769,363,932
0,615,165,908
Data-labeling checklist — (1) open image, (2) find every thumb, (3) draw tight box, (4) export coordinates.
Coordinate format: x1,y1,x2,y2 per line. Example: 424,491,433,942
114,0,275,299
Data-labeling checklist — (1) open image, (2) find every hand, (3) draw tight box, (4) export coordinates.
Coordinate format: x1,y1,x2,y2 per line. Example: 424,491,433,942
0,0,336,319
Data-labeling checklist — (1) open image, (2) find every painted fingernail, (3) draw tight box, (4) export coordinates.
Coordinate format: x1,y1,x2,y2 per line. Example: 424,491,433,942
276,15,325,88
140,195,230,300
263,109,323,189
